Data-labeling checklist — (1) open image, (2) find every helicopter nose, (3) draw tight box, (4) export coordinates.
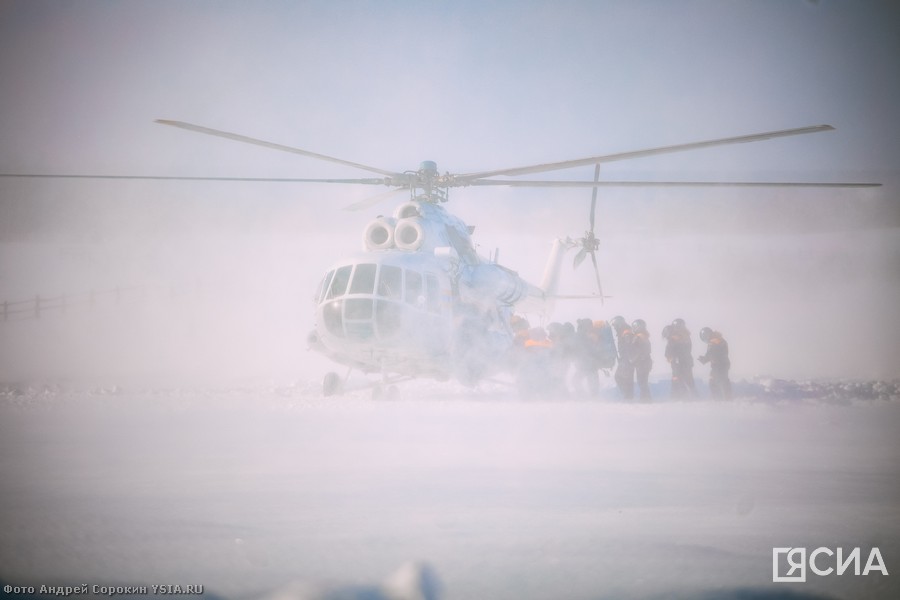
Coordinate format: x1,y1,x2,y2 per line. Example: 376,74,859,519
320,297,403,342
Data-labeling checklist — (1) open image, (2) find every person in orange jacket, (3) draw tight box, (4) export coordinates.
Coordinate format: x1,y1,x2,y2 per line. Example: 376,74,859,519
630,319,653,402
663,318,697,398
517,326,565,398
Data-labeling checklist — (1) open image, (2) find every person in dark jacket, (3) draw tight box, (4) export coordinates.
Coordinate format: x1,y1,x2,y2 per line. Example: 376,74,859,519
610,316,634,400
698,327,732,400
572,318,601,397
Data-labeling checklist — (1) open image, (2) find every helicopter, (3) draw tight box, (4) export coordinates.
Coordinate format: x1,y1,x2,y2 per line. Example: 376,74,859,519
1,122,880,396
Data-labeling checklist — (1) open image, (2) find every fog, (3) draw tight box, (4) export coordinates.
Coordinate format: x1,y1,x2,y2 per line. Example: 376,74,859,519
1,1,898,385
2,180,898,383
2,176,898,599
1,2,899,599
2,387,900,600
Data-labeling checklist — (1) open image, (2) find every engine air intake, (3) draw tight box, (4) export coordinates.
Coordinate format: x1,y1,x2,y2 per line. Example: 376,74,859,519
364,218,395,250
394,218,424,250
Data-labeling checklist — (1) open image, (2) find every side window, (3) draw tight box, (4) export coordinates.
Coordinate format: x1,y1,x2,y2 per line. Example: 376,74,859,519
349,263,377,294
378,265,402,300
405,270,423,306
425,274,441,313
328,265,352,299
316,270,334,303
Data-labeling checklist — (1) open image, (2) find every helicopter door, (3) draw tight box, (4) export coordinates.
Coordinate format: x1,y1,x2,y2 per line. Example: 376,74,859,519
424,273,441,313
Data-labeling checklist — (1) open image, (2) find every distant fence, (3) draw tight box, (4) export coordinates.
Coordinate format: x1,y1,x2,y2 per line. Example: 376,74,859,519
1,286,144,322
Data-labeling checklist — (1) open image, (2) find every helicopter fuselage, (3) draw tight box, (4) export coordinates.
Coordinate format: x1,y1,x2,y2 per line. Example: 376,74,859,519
307,200,553,385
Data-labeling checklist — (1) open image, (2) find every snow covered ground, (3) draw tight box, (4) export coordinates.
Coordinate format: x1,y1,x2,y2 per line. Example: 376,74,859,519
1,380,898,600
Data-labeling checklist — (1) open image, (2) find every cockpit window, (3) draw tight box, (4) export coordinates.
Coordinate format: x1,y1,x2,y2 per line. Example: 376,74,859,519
405,270,423,306
349,263,377,294
327,265,352,299
316,270,334,303
378,265,402,299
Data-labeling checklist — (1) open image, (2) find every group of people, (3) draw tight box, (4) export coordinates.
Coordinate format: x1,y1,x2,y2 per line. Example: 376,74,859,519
510,316,614,398
510,314,732,400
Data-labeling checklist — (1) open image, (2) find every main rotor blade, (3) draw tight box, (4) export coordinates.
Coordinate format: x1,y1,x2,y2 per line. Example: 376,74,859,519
467,179,881,188
458,125,836,180
0,173,391,184
156,120,400,178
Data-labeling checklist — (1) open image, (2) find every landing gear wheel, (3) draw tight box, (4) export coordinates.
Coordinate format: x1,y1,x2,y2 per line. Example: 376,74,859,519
323,372,343,397
371,384,384,401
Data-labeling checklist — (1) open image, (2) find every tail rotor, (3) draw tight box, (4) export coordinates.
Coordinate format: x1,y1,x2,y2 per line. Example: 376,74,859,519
572,164,605,303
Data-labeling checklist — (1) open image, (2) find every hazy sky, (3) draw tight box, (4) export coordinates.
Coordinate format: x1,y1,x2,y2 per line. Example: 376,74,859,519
0,0,898,381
